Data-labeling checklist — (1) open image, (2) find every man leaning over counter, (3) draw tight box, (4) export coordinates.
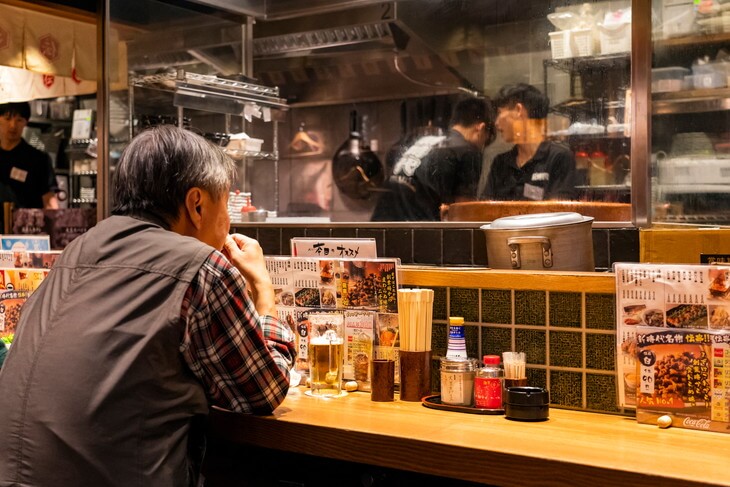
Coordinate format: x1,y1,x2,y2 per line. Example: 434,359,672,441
371,97,496,221
0,125,295,487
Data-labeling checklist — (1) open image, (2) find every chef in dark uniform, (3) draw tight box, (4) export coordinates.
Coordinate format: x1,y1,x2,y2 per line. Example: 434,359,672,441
483,83,577,201
0,102,59,209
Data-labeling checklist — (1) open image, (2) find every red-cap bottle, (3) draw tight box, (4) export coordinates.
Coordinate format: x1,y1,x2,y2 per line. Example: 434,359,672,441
474,354,504,410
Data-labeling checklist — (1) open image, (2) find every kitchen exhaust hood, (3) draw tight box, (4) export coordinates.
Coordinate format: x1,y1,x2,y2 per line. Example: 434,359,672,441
125,1,486,107
252,2,484,106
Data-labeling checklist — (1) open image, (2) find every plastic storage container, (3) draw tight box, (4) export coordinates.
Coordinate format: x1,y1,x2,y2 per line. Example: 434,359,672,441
598,22,631,54
690,62,730,89
652,67,691,92
662,0,697,39
571,28,596,57
549,30,572,59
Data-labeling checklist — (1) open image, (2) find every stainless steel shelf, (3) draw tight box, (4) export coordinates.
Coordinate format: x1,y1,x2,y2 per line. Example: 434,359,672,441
130,70,288,110
653,88,730,114
225,150,278,160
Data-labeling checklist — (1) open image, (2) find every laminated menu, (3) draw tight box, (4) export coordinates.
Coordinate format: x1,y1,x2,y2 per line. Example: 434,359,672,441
0,268,49,338
0,250,61,269
615,263,730,433
265,256,401,387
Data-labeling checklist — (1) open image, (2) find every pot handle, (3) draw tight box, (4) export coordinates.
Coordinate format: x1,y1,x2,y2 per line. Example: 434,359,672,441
506,236,553,269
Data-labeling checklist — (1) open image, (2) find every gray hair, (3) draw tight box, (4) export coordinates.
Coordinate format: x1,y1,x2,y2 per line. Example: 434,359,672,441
111,125,235,226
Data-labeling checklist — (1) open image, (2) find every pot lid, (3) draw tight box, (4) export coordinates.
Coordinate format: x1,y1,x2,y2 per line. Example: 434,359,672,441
481,212,591,230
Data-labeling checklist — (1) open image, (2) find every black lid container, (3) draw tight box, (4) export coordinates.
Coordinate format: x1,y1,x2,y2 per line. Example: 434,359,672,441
504,386,550,422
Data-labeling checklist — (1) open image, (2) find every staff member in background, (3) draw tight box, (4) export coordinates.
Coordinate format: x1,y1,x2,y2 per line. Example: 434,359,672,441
0,125,295,487
483,83,577,201
0,101,59,209
371,97,495,221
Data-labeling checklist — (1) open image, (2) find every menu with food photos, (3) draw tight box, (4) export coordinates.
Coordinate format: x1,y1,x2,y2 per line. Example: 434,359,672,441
0,268,50,338
266,256,401,385
616,263,730,434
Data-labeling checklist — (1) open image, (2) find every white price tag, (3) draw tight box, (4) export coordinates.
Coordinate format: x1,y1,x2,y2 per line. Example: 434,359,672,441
640,364,655,395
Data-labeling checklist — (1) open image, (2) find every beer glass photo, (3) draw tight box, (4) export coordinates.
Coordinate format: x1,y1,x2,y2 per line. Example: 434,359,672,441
306,313,345,398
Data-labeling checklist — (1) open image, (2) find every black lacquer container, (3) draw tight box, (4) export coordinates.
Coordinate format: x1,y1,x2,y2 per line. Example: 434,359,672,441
504,386,550,422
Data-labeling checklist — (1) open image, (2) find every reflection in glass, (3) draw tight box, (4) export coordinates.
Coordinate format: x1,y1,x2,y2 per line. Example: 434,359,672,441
651,0,730,224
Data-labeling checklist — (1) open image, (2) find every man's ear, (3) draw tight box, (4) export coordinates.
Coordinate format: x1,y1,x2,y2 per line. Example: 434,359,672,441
184,187,204,230
515,102,527,118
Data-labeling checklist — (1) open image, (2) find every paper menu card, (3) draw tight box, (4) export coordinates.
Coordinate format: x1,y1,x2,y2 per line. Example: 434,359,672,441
265,257,400,314
616,263,730,433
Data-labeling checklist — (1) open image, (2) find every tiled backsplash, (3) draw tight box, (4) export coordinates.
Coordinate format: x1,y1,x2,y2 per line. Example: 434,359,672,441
236,224,640,272
424,286,622,414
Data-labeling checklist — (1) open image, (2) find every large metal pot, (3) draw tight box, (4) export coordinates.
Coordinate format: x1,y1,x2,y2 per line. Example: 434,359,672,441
480,212,594,271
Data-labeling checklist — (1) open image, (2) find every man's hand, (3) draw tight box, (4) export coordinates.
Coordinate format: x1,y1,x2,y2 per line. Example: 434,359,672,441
222,234,277,317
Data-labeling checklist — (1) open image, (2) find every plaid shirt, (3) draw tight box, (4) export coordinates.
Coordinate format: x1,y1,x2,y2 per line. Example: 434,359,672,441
180,250,295,414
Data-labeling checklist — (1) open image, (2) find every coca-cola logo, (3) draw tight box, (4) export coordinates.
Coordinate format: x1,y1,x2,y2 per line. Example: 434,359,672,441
0,26,8,50
682,417,711,430
39,34,59,62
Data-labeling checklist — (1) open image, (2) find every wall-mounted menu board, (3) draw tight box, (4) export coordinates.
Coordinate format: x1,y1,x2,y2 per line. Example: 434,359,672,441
616,263,730,434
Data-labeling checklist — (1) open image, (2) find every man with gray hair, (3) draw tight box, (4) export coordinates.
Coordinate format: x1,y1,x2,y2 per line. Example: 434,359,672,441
0,125,295,486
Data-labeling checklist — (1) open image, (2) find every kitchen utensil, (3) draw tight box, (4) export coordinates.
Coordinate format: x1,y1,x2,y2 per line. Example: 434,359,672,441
332,110,384,199
480,212,594,271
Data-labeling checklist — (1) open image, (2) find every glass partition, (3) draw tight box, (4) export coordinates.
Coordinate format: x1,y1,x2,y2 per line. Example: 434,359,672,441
650,0,730,225
98,0,639,224
255,0,633,222
104,0,264,214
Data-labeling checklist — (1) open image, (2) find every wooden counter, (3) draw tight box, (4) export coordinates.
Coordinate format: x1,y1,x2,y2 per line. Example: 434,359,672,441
208,389,728,487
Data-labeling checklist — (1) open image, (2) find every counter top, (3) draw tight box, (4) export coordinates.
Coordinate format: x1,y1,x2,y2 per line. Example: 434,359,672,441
208,389,728,487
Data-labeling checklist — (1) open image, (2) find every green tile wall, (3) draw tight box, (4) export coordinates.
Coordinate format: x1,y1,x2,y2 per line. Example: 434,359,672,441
549,292,582,328
585,294,616,330
514,290,546,326
431,323,447,358
450,288,479,322
516,329,547,365
464,325,479,359
432,287,448,321
526,368,547,390
426,285,626,415
586,374,619,413
586,334,616,371
549,331,582,368
481,326,512,357
550,371,583,408
481,289,512,324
